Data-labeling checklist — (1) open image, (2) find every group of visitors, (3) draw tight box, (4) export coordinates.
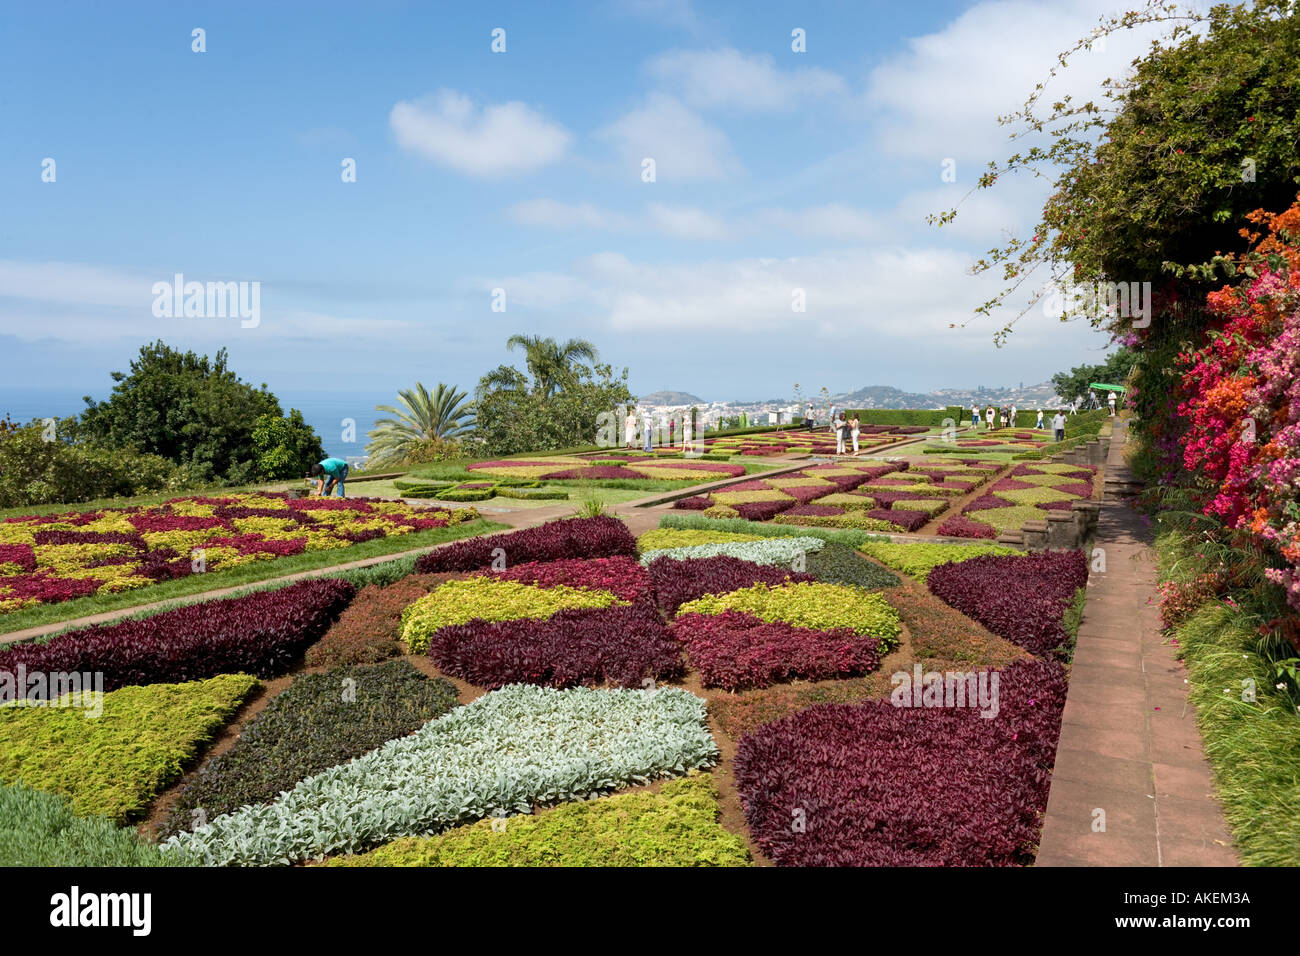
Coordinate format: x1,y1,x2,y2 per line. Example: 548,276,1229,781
970,403,1023,431
624,409,695,452
831,411,861,456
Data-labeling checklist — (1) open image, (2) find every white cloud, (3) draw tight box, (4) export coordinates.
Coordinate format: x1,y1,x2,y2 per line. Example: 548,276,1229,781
648,47,845,111
863,0,1170,164
597,93,739,181
508,199,615,230
390,89,570,177
753,204,881,242
646,203,729,239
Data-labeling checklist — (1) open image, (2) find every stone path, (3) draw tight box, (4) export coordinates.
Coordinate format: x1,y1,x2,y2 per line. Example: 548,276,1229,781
1034,421,1238,866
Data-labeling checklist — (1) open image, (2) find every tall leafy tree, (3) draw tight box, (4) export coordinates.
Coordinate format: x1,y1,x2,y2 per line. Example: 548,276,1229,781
251,409,326,479
484,335,600,397
366,383,474,466
1050,348,1139,404
79,341,310,484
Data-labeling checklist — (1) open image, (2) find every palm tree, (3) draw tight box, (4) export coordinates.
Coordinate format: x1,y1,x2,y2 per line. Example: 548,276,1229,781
366,382,474,466
503,335,599,397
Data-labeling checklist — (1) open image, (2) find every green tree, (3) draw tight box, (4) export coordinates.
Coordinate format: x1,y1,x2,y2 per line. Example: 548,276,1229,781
474,353,633,457
79,341,299,484
250,410,326,480
484,335,600,398
365,383,475,468
1050,348,1139,404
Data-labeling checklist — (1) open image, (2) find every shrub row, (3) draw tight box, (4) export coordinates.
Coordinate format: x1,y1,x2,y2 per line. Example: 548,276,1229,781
926,550,1089,657
160,661,460,840
857,541,1021,582
162,685,718,866
415,516,636,573
646,555,814,616
0,580,355,693
734,659,1069,865
678,581,902,650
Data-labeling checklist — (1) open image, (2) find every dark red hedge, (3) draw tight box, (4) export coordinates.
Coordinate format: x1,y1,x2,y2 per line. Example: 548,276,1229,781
671,609,881,691
427,603,683,690
935,516,997,539
867,508,928,532
732,500,796,522
647,555,814,615
734,658,1069,866
0,579,355,693
926,550,1088,657
673,495,714,510
414,515,636,573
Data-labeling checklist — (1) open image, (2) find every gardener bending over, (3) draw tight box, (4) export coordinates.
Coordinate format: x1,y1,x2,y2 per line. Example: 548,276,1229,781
310,457,349,497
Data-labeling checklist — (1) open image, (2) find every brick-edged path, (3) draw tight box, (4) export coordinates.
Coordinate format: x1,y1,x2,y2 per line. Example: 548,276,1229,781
1034,421,1238,866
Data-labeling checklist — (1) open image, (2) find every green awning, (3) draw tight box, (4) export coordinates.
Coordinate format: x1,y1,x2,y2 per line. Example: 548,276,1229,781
1089,383,1127,393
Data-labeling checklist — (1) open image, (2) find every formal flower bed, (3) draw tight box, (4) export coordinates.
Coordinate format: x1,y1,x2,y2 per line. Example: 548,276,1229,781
858,541,1022,581
399,578,627,653
677,581,902,649
326,775,749,867
415,515,636,573
0,674,260,824
671,609,883,691
476,555,650,602
639,535,826,566
160,661,460,840
647,555,814,616
0,494,479,613
428,603,684,689
161,684,719,866
926,550,1088,656
466,457,745,482
305,574,453,667
0,783,177,867
734,658,1068,866
0,579,354,693
947,463,1096,537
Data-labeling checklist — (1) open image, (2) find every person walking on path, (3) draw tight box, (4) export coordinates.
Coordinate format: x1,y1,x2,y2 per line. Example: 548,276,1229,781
1009,404,1018,430
985,405,995,431
971,403,979,428
1108,391,1117,417
835,413,849,455
625,409,638,449
310,457,349,497
1052,410,1067,443
1036,408,1045,431
849,414,861,455
642,409,654,453
805,404,815,431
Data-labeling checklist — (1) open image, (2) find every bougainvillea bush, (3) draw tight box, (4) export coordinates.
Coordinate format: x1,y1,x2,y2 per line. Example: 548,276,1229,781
160,661,460,840
162,685,718,866
0,579,354,693
0,493,477,613
428,604,684,690
926,550,1088,657
415,516,635,574
734,659,1068,866
671,609,882,691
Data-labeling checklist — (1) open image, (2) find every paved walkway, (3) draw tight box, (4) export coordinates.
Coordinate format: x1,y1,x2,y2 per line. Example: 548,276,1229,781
1035,421,1238,866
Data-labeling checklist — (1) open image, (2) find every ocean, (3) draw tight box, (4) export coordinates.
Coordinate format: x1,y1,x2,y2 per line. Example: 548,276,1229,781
0,387,397,462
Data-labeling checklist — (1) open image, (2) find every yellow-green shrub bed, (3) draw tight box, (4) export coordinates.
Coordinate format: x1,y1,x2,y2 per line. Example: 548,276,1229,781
678,581,902,649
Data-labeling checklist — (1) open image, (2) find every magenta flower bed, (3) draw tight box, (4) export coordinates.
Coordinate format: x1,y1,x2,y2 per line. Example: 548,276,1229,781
427,604,683,690
732,501,796,522
31,530,148,548
207,533,309,556
1036,500,1075,511
415,515,636,573
927,550,1088,657
936,516,997,539
1054,482,1093,498
962,494,1015,513
1010,464,1094,480
990,478,1038,493
785,485,838,504
647,555,813,615
127,514,230,533
869,491,924,508
0,573,103,604
780,504,842,517
734,658,1069,866
673,495,713,510
480,555,649,602
0,545,37,572
671,609,881,691
718,480,772,492
541,466,636,480
0,579,355,693
867,508,928,532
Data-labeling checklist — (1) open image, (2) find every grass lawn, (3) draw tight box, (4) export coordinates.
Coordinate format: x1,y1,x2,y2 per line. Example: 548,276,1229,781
0,517,507,637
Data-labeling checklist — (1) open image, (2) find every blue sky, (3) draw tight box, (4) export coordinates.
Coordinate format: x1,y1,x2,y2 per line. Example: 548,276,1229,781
0,0,1158,407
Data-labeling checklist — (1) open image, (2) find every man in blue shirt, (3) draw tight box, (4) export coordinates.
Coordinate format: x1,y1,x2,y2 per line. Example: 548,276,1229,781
310,457,349,497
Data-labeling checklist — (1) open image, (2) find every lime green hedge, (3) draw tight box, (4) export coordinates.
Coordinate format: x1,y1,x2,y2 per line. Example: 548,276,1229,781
658,512,889,549
636,528,767,552
0,674,259,823
326,774,749,867
858,541,1023,582
400,578,624,653
0,782,183,866
994,486,1077,505
494,488,568,500
964,505,1048,533
772,512,897,531
679,581,902,649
